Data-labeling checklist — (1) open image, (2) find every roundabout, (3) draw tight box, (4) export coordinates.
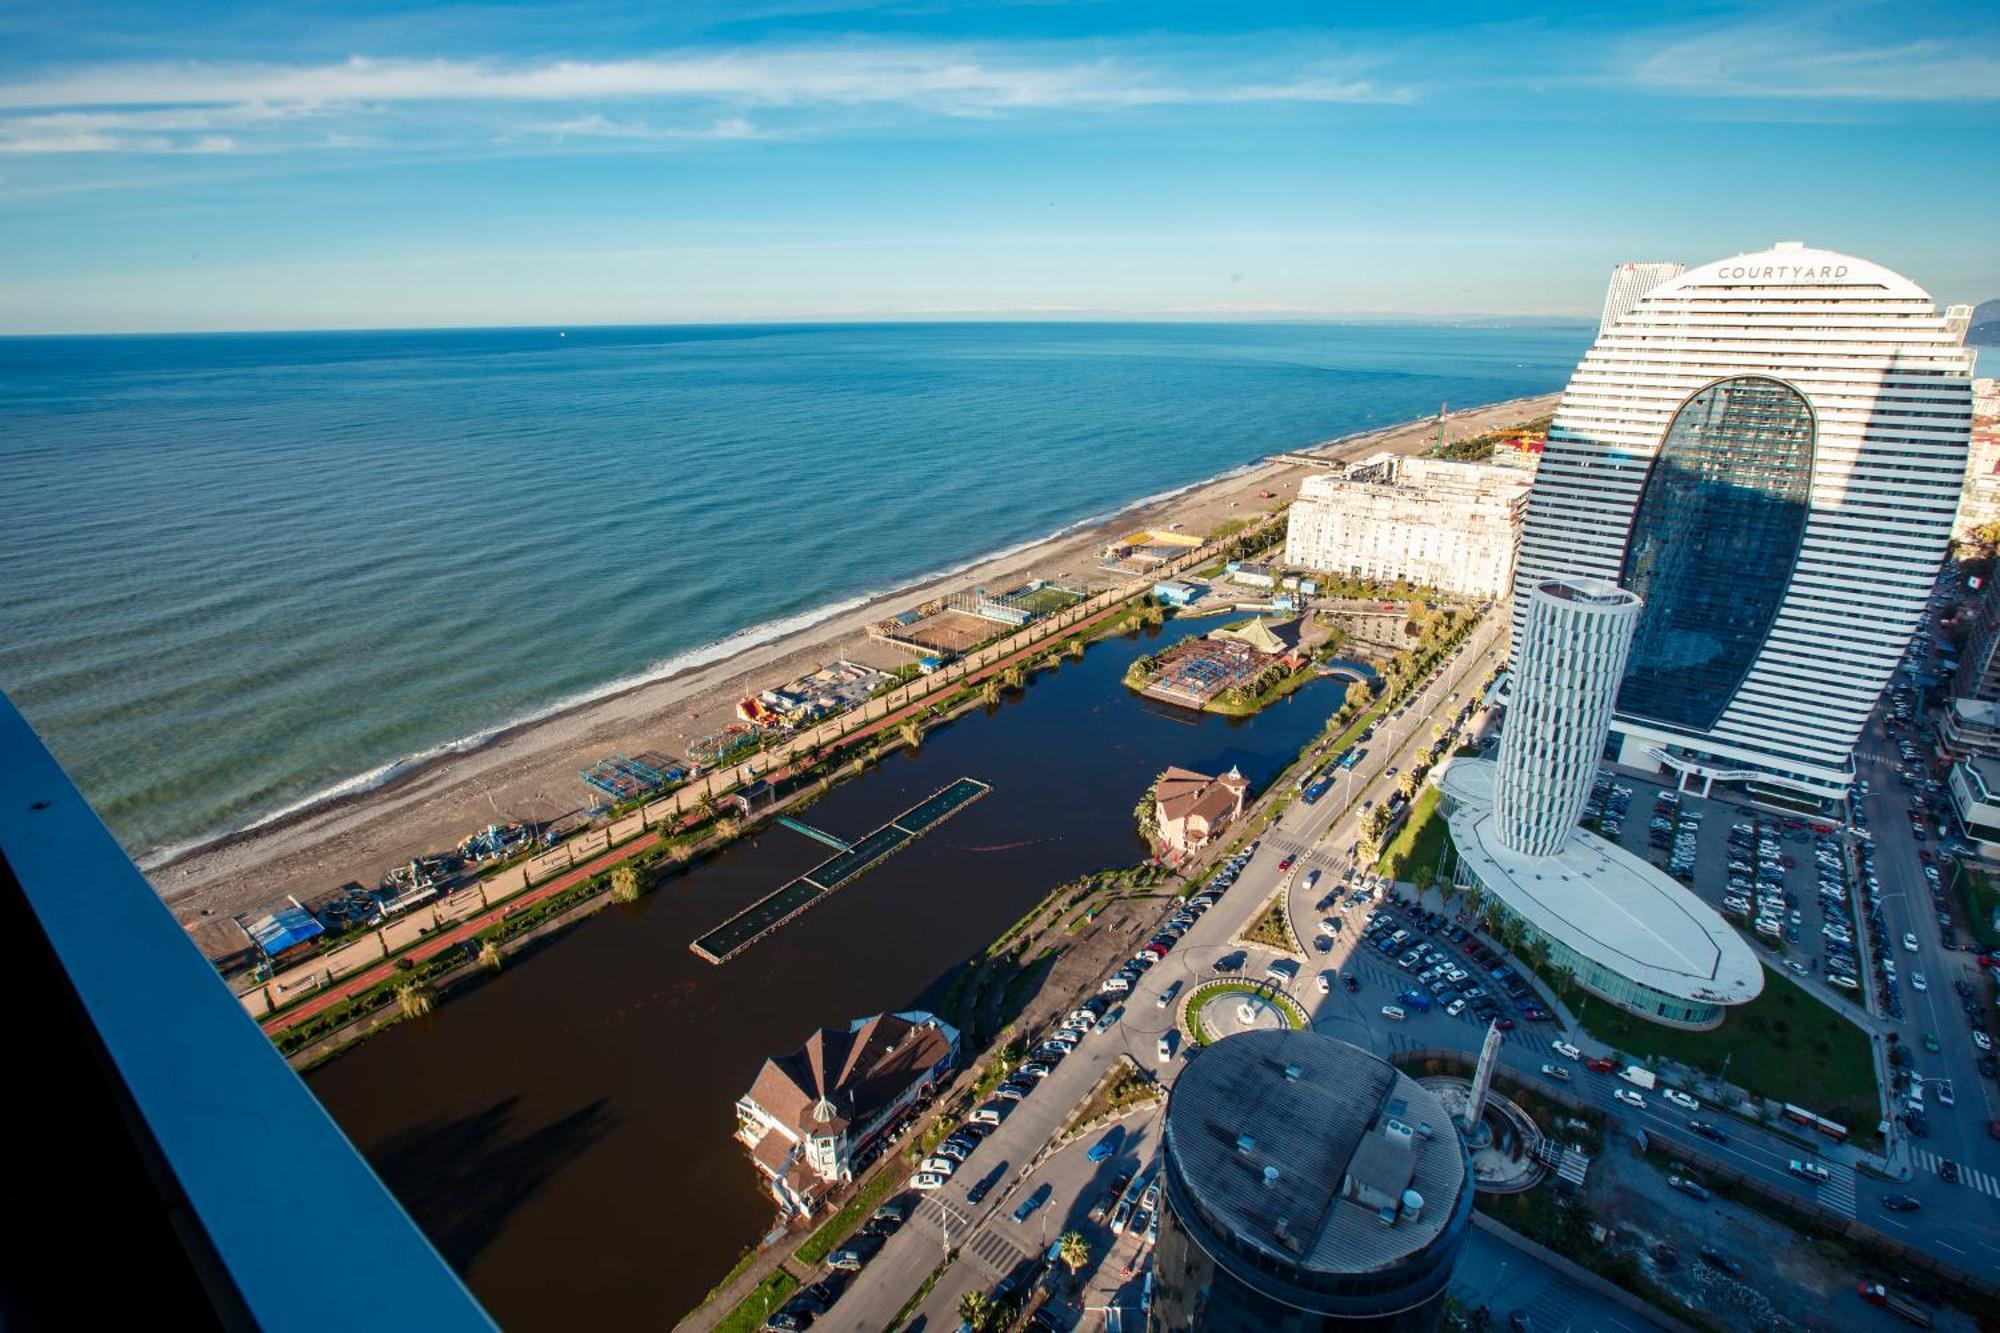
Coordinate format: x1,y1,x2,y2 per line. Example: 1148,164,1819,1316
1182,979,1307,1046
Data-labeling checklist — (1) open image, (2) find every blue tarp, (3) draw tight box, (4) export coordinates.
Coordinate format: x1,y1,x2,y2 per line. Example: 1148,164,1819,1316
246,904,324,957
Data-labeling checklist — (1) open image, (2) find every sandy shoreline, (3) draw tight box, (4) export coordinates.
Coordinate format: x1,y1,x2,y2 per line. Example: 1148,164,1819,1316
152,391,1558,958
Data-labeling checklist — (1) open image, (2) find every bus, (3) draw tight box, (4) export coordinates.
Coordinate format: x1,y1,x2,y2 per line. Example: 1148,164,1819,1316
1301,775,1332,805
1781,1102,1850,1143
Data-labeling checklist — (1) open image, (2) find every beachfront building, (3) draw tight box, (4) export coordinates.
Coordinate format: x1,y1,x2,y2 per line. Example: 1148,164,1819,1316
1283,457,1530,600
1512,242,1977,811
1154,765,1249,860
1948,756,2000,859
735,1010,958,1218
1443,575,1762,1030
1953,379,2000,539
1150,1028,1472,1332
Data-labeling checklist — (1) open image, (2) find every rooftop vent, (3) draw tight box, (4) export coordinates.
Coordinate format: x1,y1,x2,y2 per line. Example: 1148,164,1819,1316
1415,1121,1434,1141
1282,1064,1303,1081
1377,1205,1398,1227
1402,1189,1425,1223
1385,1119,1414,1144
1236,1135,1256,1155
1262,1165,1281,1189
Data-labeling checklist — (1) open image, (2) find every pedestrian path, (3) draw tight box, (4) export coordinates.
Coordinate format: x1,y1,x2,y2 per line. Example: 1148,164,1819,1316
1817,1162,1857,1218
1912,1148,2000,1198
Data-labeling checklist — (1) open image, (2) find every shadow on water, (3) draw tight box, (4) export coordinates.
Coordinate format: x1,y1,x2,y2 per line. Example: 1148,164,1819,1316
307,618,1349,1329
371,1095,618,1270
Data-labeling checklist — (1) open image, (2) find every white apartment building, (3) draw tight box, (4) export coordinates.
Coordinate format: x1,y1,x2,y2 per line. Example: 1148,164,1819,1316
1512,242,1977,808
1284,456,1531,599
1953,378,2000,538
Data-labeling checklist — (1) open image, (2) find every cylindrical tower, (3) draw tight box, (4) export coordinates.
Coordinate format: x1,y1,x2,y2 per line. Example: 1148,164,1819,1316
1495,576,1640,856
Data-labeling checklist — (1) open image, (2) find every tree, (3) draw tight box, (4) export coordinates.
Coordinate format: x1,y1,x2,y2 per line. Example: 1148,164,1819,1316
957,1290,996,1332
981,677,1002,707
394,979,434,1018
1396,770,1421,802
477,938,503,971
899,718,924,751
1057,1230,1092,1291
1001,664,1026,692
610,862,642,903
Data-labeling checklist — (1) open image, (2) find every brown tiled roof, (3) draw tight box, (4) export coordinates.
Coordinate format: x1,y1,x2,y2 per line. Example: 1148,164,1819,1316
1157,767,1246,825
745,1013,954,1140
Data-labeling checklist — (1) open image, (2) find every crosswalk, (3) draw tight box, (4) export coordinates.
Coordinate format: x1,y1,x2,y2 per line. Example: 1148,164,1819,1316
961,1223,1029,1277
1912,1148,2000,1198
1816,1162,1857,1218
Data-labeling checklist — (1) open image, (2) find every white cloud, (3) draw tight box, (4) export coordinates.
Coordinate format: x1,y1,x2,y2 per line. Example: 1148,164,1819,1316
0,44,1408,116
1624,26,2000,102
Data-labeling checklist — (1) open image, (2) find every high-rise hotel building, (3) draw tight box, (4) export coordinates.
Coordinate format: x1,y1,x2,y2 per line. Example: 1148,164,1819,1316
1513,243,1977,807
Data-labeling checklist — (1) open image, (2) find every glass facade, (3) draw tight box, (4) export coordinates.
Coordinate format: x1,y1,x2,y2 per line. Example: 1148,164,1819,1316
1616,376,1816,731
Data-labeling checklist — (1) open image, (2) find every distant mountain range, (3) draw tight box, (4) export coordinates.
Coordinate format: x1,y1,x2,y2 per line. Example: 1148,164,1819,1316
1971,298,2000,347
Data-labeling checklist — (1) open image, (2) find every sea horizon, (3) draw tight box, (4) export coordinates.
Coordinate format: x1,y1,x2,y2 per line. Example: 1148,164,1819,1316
0,320,1588,862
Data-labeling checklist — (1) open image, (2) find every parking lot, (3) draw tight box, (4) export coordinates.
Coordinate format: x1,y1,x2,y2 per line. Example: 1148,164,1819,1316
1584,773,1871,1011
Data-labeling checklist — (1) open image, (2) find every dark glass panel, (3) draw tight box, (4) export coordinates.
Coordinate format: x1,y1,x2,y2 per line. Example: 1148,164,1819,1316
1616,377,1815,730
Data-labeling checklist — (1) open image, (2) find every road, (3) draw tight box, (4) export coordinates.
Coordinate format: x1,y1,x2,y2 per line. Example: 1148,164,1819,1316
809,605,2000,1332
816,617,1508,1330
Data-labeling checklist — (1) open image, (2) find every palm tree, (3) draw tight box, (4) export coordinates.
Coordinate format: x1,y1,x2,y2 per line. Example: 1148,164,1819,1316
1065,637,1085,661
981,677,1002,708
394,979,434,1019
610,863,642,903
1001,665,1026,692
899,718,924,751
1057,1229,1091,1290
957,1290,995,1331
477,938,503,971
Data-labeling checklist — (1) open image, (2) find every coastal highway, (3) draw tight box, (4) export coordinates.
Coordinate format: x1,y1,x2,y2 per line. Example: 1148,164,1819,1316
815,613,1508,1330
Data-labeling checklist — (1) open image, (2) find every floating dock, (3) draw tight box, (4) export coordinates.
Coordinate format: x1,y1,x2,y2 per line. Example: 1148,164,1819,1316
691,777,992,964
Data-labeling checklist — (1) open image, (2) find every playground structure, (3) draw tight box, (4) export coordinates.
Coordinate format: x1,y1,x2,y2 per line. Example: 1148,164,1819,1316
688,725,762,768
457,821,533,864
869,580,1086,658
1099,529,1203,575
739,659,892,728
580,751,688,802
691,777,992,964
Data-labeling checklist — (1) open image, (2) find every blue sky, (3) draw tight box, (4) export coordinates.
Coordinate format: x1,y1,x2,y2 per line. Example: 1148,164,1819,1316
0,0,1994,332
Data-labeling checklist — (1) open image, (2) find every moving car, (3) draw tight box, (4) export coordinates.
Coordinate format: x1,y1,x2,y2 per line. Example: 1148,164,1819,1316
1788,1159,1831,1182
1689,1120,1728,1143
1552,1040,1582,1060
1088,1132,1120,1164
1539,1063,1570,1082
1882,1194,1921,1212
1613,1088,1645,1108
1663,1090,1700,1112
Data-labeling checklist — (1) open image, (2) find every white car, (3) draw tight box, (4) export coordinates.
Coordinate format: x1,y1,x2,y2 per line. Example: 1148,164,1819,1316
1663,1090,1700,1112
1976,1031,1994,1052
1157,980,1182,1009
1903,933,1919,953
1614,1088,1646,1109
1158,1032,1176,1062
1911,971,1927,992
1317,972,1333,995
1788,1159,1831,1183
909,1171,947,1191
1552,1040,1582,1061
1539,1063,1571,1082
1446,998,1467,1017
920,1156,956,1176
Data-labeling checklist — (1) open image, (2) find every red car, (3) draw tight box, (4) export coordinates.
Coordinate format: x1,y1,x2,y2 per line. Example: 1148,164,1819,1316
1279,856,1295,871
1494,1018,1517,1031
1919,850,1933,863
1585,1056,1617,1073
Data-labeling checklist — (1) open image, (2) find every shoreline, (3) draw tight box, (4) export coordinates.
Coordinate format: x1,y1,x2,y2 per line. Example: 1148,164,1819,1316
149,390,1558,956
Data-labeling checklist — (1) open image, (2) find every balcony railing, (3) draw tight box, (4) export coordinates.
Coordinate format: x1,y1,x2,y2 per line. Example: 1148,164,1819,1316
0,692,494,1330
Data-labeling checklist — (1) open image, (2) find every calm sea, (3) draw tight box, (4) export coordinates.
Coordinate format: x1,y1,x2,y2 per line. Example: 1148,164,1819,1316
0,322,1587,859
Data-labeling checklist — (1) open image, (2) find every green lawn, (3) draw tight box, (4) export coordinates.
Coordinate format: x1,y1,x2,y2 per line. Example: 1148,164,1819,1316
1569,966,1879,1143
1375,786,1452,884
794,1164,906,1266
1184,981,1304,1046
712,1273,799,1333
1955,861,2000,950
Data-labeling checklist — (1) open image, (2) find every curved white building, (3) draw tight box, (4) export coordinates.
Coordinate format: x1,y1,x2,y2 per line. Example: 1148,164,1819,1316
1513,242,1977,807
1496,578,1640,856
